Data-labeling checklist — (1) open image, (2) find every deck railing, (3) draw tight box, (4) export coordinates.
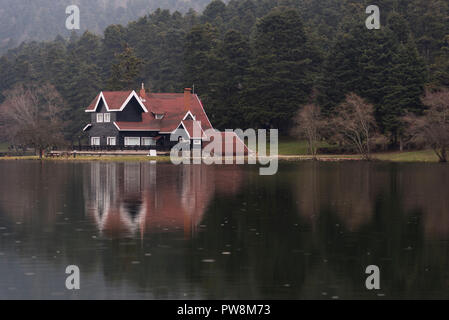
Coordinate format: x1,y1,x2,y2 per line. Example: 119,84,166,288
72,145,166,152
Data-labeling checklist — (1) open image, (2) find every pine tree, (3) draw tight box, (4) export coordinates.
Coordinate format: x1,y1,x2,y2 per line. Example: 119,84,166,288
64,62,102,141
432,35,449,88
318,15,427,145
211,29,251,129
184,23,220,120
107,45,142,91
245,7,319,131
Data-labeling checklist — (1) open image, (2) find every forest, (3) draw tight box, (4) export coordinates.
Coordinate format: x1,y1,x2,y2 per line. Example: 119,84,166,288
0,0,448,153
0,0,214,53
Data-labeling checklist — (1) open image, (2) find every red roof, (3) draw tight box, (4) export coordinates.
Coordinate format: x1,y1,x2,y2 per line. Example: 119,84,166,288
181,120,204,139
85,90,213,134
86,91,133,111
203,132,249,156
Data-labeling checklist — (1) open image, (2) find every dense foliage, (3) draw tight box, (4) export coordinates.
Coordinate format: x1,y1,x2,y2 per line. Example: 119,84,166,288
0,0,447,145
0,0,214,53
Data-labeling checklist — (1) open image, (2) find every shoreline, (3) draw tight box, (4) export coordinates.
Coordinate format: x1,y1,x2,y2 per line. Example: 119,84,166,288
0,150,442,163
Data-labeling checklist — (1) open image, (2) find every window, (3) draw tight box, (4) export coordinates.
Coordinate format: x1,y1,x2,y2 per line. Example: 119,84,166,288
96,113,103,123
193,139,201,145
91,137,100,146
107,137,116,146
155,114,164,119
124,137,141,146
142,137,155,146
104,113,111,122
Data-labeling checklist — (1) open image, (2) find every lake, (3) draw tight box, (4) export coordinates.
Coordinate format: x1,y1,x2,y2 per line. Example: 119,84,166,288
0,160,448,299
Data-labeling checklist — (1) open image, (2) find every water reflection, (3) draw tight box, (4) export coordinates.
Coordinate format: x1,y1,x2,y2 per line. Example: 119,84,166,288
293,162,449,238
84,163,244,239
294,162,380,230
0,161,449,299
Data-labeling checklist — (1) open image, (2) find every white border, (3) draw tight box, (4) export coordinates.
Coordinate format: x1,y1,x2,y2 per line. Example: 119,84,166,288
182,110,196,120
113,121,159,131
85,91,148,113
195,94,213,128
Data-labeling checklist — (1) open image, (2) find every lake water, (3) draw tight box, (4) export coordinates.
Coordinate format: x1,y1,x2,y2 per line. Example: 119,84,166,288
0,160,448,299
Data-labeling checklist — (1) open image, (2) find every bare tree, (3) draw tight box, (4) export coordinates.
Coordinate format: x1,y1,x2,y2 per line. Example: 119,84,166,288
331,93,377,160
292,104,324,157
404,88,449,162
0,83,66,158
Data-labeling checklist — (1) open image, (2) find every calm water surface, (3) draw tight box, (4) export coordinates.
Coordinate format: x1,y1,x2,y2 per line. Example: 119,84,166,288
0,160,448,299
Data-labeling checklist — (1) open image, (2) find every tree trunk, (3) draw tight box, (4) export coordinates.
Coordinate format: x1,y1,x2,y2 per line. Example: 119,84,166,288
441,148,447,163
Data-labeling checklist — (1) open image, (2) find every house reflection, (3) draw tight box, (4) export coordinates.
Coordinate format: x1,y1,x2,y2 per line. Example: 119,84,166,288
84,162,244,239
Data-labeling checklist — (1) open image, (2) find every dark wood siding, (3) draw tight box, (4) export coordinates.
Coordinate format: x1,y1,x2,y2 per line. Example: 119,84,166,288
90,99,117,122
116,97,143,122
88,100,118,145
118,131,157,146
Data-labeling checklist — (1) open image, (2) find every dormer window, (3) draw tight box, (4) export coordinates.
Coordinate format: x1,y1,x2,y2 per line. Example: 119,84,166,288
155,114,164,120
104,113,110,122
96,113,103,123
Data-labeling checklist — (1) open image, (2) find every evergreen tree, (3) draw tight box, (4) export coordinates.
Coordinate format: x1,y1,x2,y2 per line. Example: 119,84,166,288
319,15,427,145
245,7,318,131
63,62,102,142
211,29,251,129
432,35,449,88
184,23,220,119
107,45,142,90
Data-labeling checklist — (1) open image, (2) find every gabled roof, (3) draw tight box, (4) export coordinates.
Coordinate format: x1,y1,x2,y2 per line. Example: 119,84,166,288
203,131,250,155
180,120,204,139
85,89,213,135
143,93,213,133
85,90,148,113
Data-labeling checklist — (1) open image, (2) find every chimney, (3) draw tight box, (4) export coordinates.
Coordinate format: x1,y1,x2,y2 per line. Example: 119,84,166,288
139,83,148,102
184,88,192,112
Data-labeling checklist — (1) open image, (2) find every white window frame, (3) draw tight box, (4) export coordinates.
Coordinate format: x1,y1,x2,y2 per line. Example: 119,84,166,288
142,137,155,146
91,137,100,146
124,137,141,146
104,113,111,122
96,113,104,123
193,139,201,145
107,137,116,146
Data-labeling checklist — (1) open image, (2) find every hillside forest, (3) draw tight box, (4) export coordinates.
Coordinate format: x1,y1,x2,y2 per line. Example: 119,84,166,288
0,0,448,152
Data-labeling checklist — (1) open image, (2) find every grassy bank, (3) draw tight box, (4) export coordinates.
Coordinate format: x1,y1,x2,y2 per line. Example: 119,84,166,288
266,138,335,155
0,150,441,163
0,143,9,152
0,155,172,162
275,139,441,162
372,150,440,162
0,139,442,163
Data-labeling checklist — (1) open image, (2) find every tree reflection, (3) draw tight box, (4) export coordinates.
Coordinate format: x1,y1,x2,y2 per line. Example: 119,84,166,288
1,161,449,299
